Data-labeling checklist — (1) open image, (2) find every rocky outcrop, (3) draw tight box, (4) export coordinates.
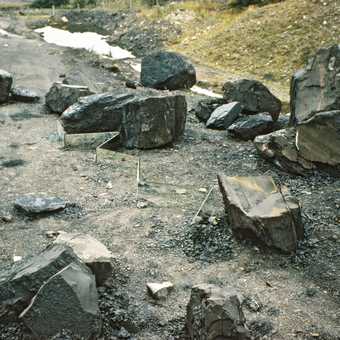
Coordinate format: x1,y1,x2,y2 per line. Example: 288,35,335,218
218,175,304,253
206,102,241,129
10,87,40,103
187,284,250,340
45,82,93,114
14,196,66,215
141,51,196,90
223,79,281,121
290,44,340,125
192,97,226,123
20,263,101,340
0,70,13,103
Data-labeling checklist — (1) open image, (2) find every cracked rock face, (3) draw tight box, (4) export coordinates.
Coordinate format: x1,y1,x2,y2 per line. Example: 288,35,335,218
206,102,241,130
0,69,13,103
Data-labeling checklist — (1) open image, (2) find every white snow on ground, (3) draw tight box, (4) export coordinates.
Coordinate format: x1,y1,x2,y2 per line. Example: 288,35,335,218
35,26,135,60
191,85,223,98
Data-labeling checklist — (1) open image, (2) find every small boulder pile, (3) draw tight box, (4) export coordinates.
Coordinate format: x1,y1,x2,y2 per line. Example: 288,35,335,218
0,69,40,104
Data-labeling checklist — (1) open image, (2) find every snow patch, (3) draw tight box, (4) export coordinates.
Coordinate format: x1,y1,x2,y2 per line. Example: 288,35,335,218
191,85,223,98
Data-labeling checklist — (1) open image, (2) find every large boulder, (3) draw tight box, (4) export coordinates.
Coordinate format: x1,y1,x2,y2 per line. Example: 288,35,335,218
254,128,314,175
20,263,101,339
186,284,250,340
141,51,196,90
192,97,226,123
61,88,187,149
206,102,241,129
0,245,82,317
217,175,304,253
0,70,13,103
222,79,281,121
290,45,340,125
296,110,340,171
54,232,113,286
45,82,93,114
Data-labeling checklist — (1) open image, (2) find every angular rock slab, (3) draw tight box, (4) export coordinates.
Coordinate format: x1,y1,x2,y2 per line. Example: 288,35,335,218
45,82,93,114
147,281,174,300
193,97,226,123
297,110,340,170
206,102,241,129
0,245,82,316
141,51,196,90
14,196,66,215
10,87,40,103
223,79,281,121
186,284,250,340
217,175,304,253
254,128,314,175
20,263,101,339
290,44,340,124
54,232,113,286
0,69,13,103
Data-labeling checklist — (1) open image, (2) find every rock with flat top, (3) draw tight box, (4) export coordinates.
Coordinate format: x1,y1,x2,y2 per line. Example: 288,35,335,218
0,70,13,103
206,102,241,129
217,175,304,253
20,263,101,339
10,87,40,103
147,281,174,300
54,232,113,286
193,97,226,123
186,284,250,340
14,196,66,215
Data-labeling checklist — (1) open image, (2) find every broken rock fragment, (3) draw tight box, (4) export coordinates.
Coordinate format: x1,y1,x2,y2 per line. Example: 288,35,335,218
45,82,93,114
14,196,66,215
54,232,113,286
217,175,304,253
147,281,174,300
0,69,13,103
20,263,101,339
206,102,241,129
223,79,281,121
10,87,40,103
193,97,226,123
186,284,250,340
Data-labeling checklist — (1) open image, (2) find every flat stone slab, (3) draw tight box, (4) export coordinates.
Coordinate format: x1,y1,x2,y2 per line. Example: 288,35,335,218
14,196,66,214
147,281,174,300
217,175,304,253
206,102,241,129
10,87,40,103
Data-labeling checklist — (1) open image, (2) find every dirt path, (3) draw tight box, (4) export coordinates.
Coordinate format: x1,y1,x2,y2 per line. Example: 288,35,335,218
0,16,339,340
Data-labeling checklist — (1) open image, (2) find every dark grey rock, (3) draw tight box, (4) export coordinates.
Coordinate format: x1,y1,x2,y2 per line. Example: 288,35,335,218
0,245,82,317
228,113,274,140
192,97,226,123
45,82,93,114
20,262,101,339
10,87,40,103
206,102,241,129
290,44,340,125
223,79,281,120
218,175,304,253
0,70,13,103
186,284,250,340
14,196,66,214
141,51,196,90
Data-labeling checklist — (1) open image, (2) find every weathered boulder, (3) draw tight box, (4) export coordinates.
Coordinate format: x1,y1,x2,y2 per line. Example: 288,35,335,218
0,70,13,103
141,51,196,90
297,110,340,171
61,88,187,149
206,102,241,129
45,82,93,114
223,79,281,121
217,175,304,253
227,113,274,140
0,245,82,317
14,196,66,215
290,44,340,125
20,263,101,339
254,128,314,175
192,97,226,123
186,284,250,340
10,87,40,103
147,282,174,300
54,232,113,286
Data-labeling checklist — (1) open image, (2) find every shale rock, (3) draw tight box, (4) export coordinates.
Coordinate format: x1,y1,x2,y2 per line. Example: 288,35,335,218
14,196,66,215
45,82,93,114
254,128,314,175
223,79,281,120
187,284,250,340
290,44,340,124
55,232,113,286
206,102,241,129
0,70,13,103
10,87,40,103
0,245,81,317
20,263,101,339
147,282,174,300
193,97,226,123
141,51,196,90
217,175,304,253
